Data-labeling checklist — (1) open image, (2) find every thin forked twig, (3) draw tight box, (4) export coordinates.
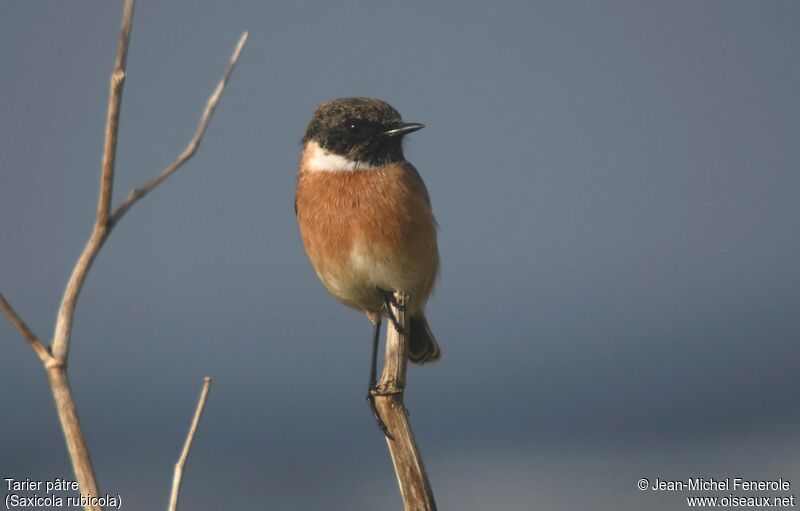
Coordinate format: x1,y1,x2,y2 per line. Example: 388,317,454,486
110,31,248,226
50,0,136,364
50,29,248,364
0,293,52,365
97,0,134,227
0,2,247,509
168,377,213,511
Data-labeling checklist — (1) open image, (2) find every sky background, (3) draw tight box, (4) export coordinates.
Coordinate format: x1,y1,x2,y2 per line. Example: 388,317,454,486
2,1,799,509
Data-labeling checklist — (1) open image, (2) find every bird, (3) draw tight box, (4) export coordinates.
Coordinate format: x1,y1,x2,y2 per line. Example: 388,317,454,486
295,97,440,433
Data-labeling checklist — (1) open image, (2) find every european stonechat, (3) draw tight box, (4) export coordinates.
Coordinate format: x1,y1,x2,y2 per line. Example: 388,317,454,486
295,97,440,430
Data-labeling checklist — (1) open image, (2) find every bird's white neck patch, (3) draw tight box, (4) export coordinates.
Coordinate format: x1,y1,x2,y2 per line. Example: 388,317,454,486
304,141,375,172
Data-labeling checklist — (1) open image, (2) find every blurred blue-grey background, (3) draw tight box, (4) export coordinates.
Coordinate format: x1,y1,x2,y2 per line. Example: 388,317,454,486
2,1,799,509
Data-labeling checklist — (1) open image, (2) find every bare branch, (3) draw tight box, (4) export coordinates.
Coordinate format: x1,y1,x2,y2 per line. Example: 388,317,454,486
168,377,212,511
51,0,135,364
0,293,52,365
109,31,249,226
51,230,108,363
373,292,437,510
34,2,246,509
51,29,248,364
47,367,101,511
97,0,134,228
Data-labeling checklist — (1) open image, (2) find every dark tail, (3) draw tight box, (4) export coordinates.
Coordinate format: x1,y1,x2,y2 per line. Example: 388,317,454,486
408,314,441,364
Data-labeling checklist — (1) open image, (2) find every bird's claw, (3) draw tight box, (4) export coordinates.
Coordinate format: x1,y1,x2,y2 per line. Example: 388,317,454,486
367,386,394,440
379,289,407,335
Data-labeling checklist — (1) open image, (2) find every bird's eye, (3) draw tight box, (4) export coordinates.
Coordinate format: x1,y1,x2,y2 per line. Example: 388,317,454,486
348,121,363,134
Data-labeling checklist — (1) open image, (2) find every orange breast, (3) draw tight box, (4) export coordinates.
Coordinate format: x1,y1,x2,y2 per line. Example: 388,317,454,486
295,160,439,314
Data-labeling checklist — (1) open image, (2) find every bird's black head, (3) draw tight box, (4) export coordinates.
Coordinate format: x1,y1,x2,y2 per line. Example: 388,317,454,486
302,97,424,166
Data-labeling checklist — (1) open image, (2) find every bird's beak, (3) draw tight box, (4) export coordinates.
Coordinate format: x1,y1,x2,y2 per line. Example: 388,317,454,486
383,122,425,137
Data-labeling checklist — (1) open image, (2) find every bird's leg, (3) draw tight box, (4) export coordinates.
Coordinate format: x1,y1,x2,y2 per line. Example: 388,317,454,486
366,317,392,438
369,318,381,389
379,288,407,335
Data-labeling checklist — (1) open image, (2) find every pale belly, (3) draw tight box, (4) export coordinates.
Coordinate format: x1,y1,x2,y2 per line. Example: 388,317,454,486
312,236,435,315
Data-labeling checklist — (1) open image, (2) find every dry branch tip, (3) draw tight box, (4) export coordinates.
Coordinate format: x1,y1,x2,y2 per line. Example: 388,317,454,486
167,377,213,511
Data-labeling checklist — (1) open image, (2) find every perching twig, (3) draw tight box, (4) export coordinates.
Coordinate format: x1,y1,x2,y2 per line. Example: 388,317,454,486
168,377,212,511
1,1,246,509
372,292,437,510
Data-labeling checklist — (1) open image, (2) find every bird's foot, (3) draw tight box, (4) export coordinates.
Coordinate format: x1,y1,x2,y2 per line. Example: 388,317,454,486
379,289,407,311
379,289,407,335
367,385,394,440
